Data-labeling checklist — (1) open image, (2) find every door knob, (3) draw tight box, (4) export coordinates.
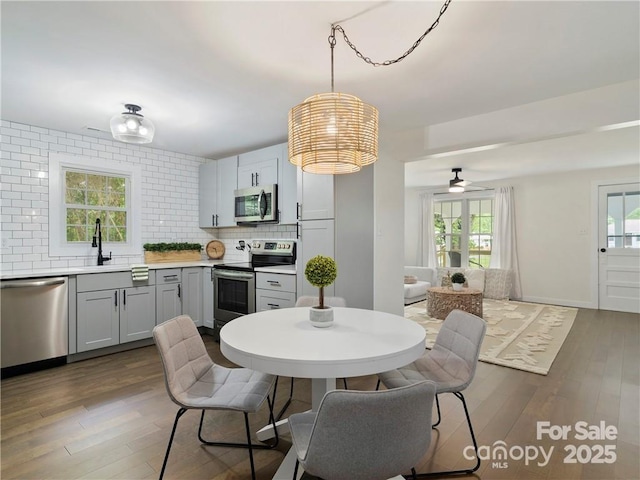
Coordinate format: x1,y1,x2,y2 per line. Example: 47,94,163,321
600,248,606,252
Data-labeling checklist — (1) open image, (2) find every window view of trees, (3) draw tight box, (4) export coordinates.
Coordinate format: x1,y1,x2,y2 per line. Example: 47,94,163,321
64,170,127,243
433,198,493,268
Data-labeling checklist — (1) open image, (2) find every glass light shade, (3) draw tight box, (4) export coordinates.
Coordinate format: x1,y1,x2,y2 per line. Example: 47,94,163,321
449,184,465,193
110,111,155,144
288,92,378,174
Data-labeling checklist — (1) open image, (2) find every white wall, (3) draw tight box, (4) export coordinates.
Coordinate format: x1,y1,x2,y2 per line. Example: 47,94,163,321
374,148,405,316
0,119,295,272
404,164,640,308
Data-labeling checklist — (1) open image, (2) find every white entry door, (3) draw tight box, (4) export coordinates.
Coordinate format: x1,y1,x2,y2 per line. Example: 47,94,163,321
598,183,640,313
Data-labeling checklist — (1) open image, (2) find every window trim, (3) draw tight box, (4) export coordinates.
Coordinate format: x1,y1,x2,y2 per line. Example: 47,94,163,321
49,152,142,258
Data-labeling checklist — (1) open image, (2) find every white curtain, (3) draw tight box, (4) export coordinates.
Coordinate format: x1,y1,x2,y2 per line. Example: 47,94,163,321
490,186,522,299
418,193,438,268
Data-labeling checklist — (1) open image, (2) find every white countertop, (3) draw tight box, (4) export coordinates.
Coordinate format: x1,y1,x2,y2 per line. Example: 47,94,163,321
1,260,227,280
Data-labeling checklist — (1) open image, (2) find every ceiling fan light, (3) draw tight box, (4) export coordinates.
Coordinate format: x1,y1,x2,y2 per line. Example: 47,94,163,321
288,92,378,174
110,104,155,144
449,167,465,192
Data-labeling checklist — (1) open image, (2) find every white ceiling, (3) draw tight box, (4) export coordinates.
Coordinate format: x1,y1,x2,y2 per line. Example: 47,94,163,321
2,1,639,188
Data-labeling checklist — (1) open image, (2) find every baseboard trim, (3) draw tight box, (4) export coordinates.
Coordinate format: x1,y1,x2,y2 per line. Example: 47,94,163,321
519,296,595,310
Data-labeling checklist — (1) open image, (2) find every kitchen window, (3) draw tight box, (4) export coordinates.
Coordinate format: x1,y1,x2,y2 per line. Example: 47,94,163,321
49,153,142,257
64,170,128,243
433,196,494,268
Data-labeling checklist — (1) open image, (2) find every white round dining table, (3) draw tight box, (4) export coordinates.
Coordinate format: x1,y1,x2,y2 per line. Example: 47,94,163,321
221,306,426,402
220,307,426,479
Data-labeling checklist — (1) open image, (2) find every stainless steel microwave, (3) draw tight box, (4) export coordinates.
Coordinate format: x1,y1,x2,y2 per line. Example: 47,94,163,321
234,184,278,224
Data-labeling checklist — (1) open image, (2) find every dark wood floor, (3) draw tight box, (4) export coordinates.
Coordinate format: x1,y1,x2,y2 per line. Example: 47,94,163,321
1,307,638,480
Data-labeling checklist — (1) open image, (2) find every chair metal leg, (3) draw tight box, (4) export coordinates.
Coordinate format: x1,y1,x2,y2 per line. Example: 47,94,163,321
159,407,187,480
414,391,481,477
196,395,280,479
342,378,348,389
243,412,256,480
432,394,442,427
276,376,295,421
292,459,299,480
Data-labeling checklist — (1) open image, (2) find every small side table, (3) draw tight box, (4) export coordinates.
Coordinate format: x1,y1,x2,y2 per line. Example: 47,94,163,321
427,287,483,320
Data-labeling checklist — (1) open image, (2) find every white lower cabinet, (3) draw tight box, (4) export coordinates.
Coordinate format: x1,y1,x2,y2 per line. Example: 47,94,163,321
156,268,204,326
77,272,156,353
256,272,296,310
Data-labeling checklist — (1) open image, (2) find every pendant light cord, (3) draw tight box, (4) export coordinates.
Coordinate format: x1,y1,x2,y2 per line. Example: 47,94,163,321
328,0,452,75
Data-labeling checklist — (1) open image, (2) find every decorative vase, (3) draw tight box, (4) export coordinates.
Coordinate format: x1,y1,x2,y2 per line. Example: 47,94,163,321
452,283,464,291
309,306,334,328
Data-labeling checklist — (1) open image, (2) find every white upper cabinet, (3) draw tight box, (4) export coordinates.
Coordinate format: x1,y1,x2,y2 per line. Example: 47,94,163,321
216,156,238,227
297,169,335,220
199,156,238,228
237,145,279,188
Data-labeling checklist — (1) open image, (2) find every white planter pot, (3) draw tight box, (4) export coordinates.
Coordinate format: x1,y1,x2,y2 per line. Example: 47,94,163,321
452,283,464,291
309,306,334,328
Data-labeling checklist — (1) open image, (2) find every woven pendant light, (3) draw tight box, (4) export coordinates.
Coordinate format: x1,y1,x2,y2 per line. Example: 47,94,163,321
288,92,378,174
288,3,451,174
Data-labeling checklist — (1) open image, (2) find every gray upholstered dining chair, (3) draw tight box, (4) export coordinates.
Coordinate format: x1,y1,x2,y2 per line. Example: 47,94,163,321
377,309,487,476
275,296,349,420
153,315,279,480
288,380,437,480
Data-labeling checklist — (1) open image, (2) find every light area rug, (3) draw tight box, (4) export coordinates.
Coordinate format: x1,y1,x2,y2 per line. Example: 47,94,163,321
404,299,578,375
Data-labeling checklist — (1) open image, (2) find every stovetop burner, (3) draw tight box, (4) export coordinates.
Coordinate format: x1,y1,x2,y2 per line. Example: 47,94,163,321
213,239,296,272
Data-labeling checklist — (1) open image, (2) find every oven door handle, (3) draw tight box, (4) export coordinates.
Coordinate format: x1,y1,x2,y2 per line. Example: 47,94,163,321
214,270,254,281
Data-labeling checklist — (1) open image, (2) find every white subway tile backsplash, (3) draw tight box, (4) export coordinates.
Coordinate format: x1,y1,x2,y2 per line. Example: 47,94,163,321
1,119,297,272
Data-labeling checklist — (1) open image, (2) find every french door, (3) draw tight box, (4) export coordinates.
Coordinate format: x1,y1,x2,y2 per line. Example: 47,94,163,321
598,183,640,313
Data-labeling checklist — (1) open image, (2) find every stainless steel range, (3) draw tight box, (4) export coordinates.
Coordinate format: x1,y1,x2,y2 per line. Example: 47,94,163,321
213,239,296,339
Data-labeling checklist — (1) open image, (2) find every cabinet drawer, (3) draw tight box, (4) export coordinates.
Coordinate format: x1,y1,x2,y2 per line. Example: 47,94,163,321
77,271,155,292
256,290,296,311
256,272,296,292
157,269,181,284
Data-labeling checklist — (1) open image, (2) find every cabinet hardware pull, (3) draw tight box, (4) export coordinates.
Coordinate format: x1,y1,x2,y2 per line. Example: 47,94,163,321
178,284,181,298
255,172,259,185
212,214,215,226
251,173,255,186
267,303,280,309
114,290,118,307
123,289,126,306
215,214,218,226
296,223,300,239
296,202,301,220
267,281,281,286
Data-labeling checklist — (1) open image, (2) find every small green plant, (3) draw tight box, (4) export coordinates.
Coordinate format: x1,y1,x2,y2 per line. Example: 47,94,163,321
304,255,337,309
143,242,202,252
451,272,466,284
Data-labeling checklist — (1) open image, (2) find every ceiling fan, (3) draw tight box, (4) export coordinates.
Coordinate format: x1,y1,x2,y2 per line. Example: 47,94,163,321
449,168,472,192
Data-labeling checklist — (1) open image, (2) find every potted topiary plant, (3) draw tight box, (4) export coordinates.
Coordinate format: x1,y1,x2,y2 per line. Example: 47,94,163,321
304,255,338,327
451,271,466,291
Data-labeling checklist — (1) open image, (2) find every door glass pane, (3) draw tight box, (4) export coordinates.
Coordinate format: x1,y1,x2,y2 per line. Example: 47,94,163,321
434,200,462,267
608,191,640,249
625,191,640,247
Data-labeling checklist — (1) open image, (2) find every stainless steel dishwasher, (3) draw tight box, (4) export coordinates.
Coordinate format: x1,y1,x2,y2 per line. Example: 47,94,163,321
1,277,68,377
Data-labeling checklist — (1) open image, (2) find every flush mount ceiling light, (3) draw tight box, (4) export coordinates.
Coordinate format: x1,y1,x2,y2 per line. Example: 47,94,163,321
449,168,466,193
110,104,155,144
288,0,453,175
